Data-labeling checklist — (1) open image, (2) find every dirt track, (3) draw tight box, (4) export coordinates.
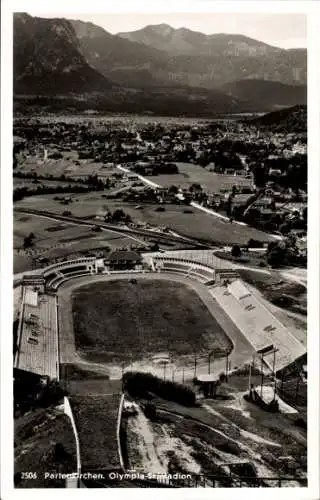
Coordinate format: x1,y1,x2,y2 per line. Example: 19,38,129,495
57,272,255,380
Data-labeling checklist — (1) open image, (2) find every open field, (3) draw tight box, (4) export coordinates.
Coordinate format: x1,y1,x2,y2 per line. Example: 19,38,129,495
14,189,275,245
71,279,232,364
58,273,255,379
16,114,212,126
239,269,307,316
14,407,76,488
14,214,95,249
149,162,253,192
13,212,138,273
15,192,111,217
106,201,275,245
16,151,118,180
13,192,116,219
13,178,86,189
14,253,34,274
214,250,267,268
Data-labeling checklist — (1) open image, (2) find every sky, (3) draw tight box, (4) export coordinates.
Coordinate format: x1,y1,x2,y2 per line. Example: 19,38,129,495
26,12,307,49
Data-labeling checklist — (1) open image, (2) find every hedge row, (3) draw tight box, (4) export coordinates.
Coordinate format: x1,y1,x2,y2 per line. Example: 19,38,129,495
123,371,196,406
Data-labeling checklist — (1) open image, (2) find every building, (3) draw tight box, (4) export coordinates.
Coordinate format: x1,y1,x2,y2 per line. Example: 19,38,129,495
196,374,221,398
105,250,143,270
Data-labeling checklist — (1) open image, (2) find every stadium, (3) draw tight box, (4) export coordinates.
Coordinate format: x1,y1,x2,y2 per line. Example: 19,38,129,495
13,250,307,488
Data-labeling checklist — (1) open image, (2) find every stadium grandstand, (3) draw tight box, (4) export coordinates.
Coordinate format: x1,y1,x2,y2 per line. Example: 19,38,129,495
211,279,306,373
13,250,306,382
14,286,59,380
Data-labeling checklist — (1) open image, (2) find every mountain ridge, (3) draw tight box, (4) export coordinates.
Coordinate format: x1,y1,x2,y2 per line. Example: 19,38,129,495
118,23,302,55
13,13,307,115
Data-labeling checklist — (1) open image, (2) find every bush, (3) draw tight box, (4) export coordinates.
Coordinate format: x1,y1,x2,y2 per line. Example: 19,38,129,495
231,245,242,258
215,441,240,456
247,239,265,249
142,402,157,420
232,363,261,376
123,371,196,406
23,232,35,249
49,152,63,160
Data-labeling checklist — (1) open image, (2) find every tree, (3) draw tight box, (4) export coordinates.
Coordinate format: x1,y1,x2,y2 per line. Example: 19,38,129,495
143,402,157,420
226,197,232,217
252,164,268,188
198,152,210,167
302,207,307,223
267,242,288,267
279,222,292,235
168,185,178,194
189,183,202,193
231,245,242,258
112,209,126,222
23,232,35,249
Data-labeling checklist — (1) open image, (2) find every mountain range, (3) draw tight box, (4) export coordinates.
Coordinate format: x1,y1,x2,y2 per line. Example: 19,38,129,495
14,13,307,116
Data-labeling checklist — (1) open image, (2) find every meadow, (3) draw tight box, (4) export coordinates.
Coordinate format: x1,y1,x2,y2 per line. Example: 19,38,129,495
13,212,137,273
16,150,118,180
149,162,254,192
15,192,275,246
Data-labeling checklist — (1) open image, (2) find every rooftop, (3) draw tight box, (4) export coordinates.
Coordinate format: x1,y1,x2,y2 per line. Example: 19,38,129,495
107,250,142,262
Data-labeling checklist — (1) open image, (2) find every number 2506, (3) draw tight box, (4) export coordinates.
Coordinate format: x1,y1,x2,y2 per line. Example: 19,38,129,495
21,472,37,480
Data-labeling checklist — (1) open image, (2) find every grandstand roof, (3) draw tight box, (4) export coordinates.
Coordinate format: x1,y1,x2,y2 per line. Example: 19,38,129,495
107,250,142,262
197,374,220,383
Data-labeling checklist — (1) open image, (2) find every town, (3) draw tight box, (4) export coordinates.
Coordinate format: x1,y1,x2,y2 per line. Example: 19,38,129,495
13,107,307,274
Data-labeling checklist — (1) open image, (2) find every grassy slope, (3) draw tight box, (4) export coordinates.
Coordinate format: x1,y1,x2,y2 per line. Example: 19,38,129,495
239,269,307,315
70,394,122,470
14,407,76,488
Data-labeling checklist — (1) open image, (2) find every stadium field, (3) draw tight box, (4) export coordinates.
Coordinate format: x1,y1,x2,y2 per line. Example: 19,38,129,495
71,279,233,364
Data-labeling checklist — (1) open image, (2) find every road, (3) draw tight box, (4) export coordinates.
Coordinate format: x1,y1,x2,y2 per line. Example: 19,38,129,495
216,258,307,288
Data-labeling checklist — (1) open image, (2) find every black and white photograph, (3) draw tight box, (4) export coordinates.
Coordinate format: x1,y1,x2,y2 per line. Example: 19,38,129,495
1,1,319,498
